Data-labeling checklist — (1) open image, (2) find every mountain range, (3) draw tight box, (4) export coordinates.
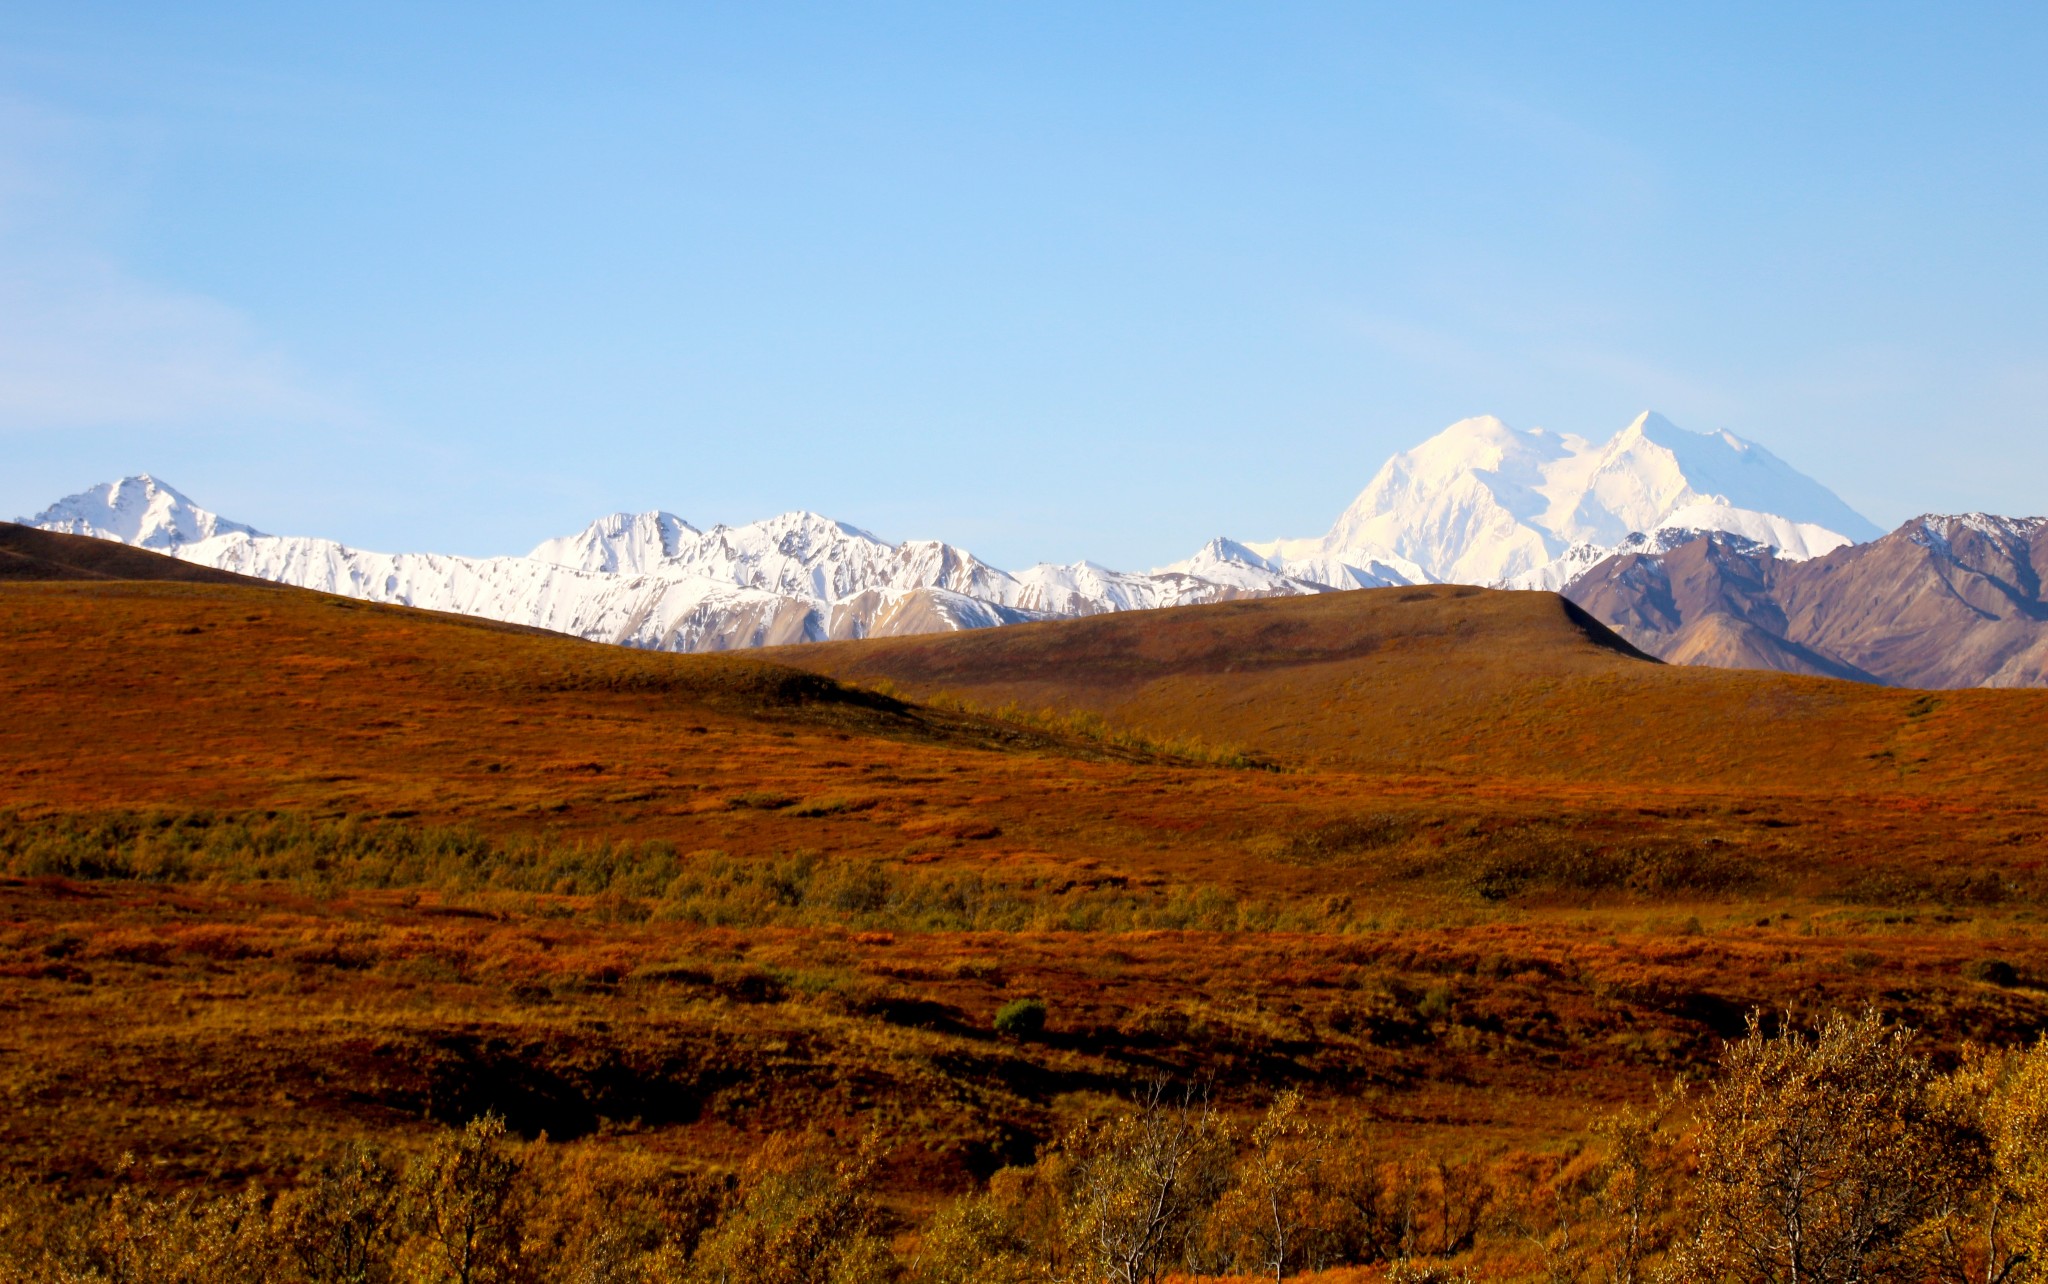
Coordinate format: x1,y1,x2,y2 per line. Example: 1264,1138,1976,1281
21,410,2043,687
1567,515,2048,688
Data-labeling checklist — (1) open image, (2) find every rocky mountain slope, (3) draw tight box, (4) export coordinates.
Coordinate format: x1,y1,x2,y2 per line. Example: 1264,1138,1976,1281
1564,515,2048,688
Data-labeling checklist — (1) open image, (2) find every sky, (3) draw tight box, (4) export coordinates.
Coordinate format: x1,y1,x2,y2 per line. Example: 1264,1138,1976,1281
2,3,2045,570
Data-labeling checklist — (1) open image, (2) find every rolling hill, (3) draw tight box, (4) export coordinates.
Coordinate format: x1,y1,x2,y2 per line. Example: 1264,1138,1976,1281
0,521,281,587
776,583,2048,794
3,550,2047,1243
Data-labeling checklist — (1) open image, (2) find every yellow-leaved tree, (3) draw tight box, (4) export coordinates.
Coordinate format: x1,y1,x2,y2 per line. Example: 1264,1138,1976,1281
683,1127,893,1284
1207,1089,1330,1281
398,1112,527,1284
1926,1036,2048,1284
1073,1082,1234,1284
1673,1009,1942,1284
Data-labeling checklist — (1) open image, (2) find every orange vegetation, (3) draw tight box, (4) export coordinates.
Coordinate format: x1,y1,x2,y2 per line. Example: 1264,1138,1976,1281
2,576,2047,1221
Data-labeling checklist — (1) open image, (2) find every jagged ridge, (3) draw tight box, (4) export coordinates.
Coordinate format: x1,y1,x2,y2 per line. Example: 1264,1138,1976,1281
23,411,1946,671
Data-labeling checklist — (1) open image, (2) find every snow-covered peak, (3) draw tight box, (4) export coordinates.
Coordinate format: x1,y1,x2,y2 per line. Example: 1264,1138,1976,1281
1504,526,1778,592
889,539,1023,603
1168,536,1421,594
23,475,262,551
1012,561,1151,616
529,508,1026,609
705,510,885,548
1164,537,1280,575
1251,410,1876,586
667,511,917,603
1651,501,1856,561
1571,412,1881,548
1284,415,1571,585
1401,414,1590,478
1160,538,1315,593
529,510,700,575
1010,559,1296,615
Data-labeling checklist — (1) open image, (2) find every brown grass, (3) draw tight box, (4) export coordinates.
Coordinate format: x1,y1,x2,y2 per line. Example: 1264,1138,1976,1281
3,578,2047,1212
778,584,2048,792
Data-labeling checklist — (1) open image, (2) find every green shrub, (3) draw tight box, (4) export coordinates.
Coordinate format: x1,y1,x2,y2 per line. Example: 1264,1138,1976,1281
993,998,1048,1038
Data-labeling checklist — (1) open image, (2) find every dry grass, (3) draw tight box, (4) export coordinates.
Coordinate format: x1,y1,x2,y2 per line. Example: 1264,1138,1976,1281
778,584,2048,792
3,578,2048,1213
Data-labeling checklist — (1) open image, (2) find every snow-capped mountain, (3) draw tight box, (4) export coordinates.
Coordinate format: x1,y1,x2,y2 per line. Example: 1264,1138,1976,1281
18,409,1884,654
26,474,262,551
528,511,699,575
1009,551,1322,617
1243,411,1878,590
1163,538,1425,594
530,509,1022,604
15,481,1321,651
1500,526,1774,593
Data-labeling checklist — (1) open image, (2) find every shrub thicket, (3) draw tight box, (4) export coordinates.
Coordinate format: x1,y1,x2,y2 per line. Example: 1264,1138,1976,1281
992,998,1048,1038
6,1010,2048,1283
0,809,1379,934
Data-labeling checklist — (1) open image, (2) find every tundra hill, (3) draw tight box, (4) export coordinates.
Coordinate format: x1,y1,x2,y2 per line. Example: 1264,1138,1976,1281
9,572,2041,895
0,520,280,587
6,561,2048,1223
0,577,1104,834
777,583,2048,795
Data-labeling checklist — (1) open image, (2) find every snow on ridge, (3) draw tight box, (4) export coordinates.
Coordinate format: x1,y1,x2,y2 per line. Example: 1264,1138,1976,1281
1905,513,2048,557
529,511,700,575
26,477,1305,652
29,411,1898,652
24,474,263,550
1011,559,1262,616
1502,528,1776,592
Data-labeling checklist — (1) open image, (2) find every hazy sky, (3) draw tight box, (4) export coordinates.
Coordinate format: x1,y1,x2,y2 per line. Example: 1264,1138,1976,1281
3,3,2045,569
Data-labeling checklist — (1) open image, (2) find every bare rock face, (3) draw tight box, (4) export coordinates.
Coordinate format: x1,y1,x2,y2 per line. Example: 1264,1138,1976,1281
1565,516,2048,688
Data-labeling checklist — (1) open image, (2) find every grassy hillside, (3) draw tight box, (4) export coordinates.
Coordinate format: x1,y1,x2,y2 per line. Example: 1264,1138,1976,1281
778,584,2048,793
2,573,2047,1279
0,521,281,586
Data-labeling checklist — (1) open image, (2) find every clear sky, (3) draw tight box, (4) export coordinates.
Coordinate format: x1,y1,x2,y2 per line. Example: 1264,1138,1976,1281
3,3,2045,569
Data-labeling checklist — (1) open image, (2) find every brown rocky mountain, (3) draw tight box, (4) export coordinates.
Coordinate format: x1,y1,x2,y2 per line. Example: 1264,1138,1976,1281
1564,514,2048,688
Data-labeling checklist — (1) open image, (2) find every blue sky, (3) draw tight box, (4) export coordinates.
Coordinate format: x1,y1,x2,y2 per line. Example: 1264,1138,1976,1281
2,3,2045,568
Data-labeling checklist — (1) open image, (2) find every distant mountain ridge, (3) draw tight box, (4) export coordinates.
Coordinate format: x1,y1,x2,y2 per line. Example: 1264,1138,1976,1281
1563,514,2048,689
37,410,2013,683
20,477,1335,651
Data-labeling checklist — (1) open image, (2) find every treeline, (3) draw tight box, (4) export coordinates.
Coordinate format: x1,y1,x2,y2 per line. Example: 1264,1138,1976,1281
5,1010,2047,1282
